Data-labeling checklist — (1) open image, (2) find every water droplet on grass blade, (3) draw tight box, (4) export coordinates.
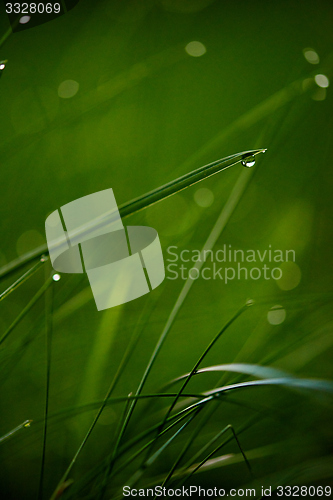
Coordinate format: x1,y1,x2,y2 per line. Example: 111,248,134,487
241,155,256,168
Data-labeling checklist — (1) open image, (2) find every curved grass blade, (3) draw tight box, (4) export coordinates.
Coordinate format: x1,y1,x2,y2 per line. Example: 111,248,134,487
157,306,252,422
140,304,253,468
169,376,333,429
166,362,289,387
106,148,266,477
51,377,333,495
205,377,333,398
0,149,266,280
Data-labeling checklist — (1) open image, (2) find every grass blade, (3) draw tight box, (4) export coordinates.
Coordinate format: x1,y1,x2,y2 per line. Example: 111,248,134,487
37,271,54,500
180,424,251,486
0,256,47,302
166,362,289,387
0,419,32,444
0,149,265,280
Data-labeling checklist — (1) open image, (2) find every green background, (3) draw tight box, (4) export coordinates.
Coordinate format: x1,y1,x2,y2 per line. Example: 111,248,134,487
0,0,332,498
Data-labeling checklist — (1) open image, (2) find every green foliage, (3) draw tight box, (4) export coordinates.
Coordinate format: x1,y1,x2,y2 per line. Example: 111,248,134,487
0,1,332,499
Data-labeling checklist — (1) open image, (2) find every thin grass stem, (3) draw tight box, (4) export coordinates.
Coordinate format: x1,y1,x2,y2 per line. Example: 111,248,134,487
37,270,54,500
0,419,32,444
121,408,202,493
0,256,47,303
181,424,251,485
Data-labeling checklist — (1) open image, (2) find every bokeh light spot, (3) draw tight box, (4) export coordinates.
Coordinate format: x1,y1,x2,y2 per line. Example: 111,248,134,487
276,261,301,291
19,16,31,24
303,48,319,64
58,80,80,99
314,74,329,88
185,41,206,57
53,274,61,282
267,305,286,325
194,187,214,207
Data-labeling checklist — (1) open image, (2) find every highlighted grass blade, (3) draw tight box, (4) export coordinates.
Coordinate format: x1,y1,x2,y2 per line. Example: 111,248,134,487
0,149,266,280
166,363,289,387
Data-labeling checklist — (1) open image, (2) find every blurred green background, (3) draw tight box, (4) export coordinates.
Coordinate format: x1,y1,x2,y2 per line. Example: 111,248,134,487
0,0,332,498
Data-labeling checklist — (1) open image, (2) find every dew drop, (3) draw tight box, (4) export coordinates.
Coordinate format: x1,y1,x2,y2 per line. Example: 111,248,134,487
241,155,256,168
53,273,61,282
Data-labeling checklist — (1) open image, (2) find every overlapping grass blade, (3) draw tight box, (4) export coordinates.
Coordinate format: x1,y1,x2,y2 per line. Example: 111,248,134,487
166,363,290,387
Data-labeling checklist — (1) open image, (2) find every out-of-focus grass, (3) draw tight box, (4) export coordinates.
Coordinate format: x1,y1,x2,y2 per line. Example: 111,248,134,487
0,1,332,499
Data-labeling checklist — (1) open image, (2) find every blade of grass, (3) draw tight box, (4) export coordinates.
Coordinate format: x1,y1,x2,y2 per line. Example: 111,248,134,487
0,256,47,302
49,291,162,500
166,362,289,387
46,368,331,499
37,268,54,500
58,404,203,500
156,304,253,425
106,150,266,479
50,148,265,493
124,408,202,492
179,422,252,481
203,377,333,398
160,409,212,490
179,424,251,488
140,303,253,468
0,419,32,444
157,362,296,486
0,149,265,280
